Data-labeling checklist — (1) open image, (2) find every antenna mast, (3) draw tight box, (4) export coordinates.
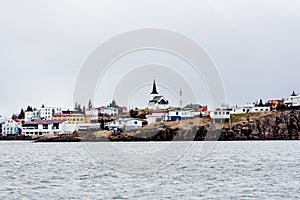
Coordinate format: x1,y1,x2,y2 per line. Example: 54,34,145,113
179,89,183,109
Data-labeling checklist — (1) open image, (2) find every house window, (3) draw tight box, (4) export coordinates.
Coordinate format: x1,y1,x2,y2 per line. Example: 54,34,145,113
134,121,138,125
214,112,218,115
226,112,230,115
243,109,245,112
176,112,178,115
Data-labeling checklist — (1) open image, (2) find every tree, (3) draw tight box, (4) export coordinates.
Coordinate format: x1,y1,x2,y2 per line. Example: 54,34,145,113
77,104,83,113
258,99,264,107
18,109,25,119
26,106,33,112
130,109,138,118
110,99,119,108
83,106,86,115
88,99,93,109
74,102,78,110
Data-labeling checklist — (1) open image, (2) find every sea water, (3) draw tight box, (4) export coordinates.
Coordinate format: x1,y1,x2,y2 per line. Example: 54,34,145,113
0,141,299,199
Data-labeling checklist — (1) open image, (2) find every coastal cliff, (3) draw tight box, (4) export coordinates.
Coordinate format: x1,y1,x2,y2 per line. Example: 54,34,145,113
220,110,300,140
78,110,300,141
12,110,299,142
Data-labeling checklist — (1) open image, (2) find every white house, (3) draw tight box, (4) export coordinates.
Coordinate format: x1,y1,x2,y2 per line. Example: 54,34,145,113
168,110,194,121
39,106,62,120
146,112,168,124
249,106,270,113
285,92,300,107
85,108,99,122
108,118,143,133
22,120,77,136
1,118,22,136
148,80,169,110
99,107,119,116
210,107,231,123
231,104,270,114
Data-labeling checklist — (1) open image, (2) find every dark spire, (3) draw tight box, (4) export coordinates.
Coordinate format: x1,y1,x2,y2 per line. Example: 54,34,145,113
151,80,159,94
291,91,297,96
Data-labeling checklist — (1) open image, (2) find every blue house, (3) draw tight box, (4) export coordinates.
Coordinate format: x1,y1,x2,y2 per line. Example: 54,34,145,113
1,119,22,136
168,110,194,121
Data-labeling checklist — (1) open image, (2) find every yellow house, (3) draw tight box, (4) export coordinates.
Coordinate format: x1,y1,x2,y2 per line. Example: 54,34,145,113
52,113,90,124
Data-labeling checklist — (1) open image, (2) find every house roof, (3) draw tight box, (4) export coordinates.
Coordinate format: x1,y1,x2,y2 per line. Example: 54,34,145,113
53,113,83,117
153,96,163,101
12,119,21,123
24,120,67,125
96,106,106,109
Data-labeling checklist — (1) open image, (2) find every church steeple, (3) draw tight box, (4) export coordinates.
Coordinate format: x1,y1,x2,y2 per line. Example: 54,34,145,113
151,80,159,95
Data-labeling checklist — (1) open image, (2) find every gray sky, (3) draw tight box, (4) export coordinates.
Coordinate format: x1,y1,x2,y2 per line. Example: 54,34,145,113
1,0,300,117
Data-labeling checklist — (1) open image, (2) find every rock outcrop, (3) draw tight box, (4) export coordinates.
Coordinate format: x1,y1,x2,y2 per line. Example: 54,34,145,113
29,110,300,142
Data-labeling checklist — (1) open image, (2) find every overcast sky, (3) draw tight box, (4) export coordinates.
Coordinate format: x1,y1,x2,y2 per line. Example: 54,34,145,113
1,0,300,117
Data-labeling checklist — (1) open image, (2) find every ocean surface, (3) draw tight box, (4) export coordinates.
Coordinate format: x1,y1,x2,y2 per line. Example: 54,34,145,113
0,141,299,199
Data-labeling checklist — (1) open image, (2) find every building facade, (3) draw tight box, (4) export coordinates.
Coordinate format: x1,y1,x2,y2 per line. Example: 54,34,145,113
85,108,99,122
285,92,300,107
108,118,143,133
146,112,168,124
39,107,62,120
231,104,270,114
99,107,119,116
22,120,77,136
1,119,22,136
210,107,231,123
52,113,89,124
168,110,194,121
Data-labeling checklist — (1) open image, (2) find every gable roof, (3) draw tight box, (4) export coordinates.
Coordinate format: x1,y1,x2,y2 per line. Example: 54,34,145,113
24,120,67,125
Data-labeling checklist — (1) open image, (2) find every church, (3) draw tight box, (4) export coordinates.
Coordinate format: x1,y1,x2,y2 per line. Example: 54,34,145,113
148,80,169,110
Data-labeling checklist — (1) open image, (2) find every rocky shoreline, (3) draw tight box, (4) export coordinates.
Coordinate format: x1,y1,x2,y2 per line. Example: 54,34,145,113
77,110,300,141
1,110,300,142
